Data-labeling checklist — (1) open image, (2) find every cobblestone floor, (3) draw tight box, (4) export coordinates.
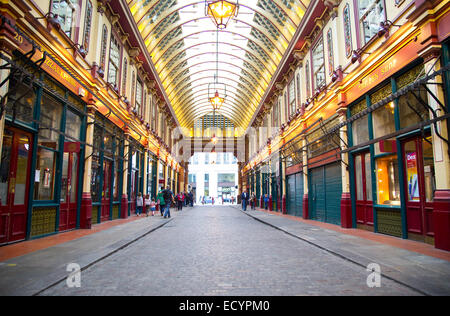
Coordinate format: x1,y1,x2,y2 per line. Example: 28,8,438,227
40,206,422,296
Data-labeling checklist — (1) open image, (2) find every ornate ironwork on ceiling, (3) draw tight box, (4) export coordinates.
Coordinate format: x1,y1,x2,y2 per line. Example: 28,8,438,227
127,0,309,132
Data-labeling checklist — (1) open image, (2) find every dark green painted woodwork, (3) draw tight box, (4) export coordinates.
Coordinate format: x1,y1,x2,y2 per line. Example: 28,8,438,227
309,162,342,225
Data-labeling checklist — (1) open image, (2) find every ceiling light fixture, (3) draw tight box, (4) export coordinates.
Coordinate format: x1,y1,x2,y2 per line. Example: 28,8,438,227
205,0,239,29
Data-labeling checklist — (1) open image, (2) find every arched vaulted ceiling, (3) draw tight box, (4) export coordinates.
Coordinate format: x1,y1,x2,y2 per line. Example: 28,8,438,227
127,0,310,133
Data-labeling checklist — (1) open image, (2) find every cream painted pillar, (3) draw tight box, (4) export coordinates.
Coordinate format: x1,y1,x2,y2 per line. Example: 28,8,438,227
423,55,450,251
339,111,352,228
143,150,148,195
302,137,309,218
155,158,161,192
121,136,129,218
79,104,96,228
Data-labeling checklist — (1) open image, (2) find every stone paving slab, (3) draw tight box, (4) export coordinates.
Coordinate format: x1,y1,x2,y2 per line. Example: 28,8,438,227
237,207,450,296
0,209,186,296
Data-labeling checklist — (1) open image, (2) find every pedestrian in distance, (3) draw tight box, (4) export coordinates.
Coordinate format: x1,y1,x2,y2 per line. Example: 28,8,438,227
264,194,269,210
241,189,249,211
163,185,173,218
150,198,156,216
177,192,183,211
144,194,151,217
136,192,143,216
251,193,256,210
157,188,165,216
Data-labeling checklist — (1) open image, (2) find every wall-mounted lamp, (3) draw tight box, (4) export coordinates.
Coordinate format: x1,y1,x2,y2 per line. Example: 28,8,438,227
377,20,401,38
351,49,370,64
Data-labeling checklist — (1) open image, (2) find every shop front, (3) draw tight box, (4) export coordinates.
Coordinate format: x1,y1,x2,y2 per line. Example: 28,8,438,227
128,140,144,216
146,152,157,199
91,114,124,224
306,116,342,225
1,67,87,242
347,60,437,243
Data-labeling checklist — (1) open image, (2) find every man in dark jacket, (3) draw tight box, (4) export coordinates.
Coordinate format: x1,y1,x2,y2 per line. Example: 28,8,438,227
241,189,249,211
162,186,173,218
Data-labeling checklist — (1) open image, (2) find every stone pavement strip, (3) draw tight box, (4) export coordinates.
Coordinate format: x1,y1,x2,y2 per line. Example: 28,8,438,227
237,206,450,296
0,209,182,296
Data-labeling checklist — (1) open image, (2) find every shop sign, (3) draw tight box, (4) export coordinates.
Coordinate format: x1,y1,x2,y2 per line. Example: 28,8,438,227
64,142,81,153
10,28,89,102
346,39,421,105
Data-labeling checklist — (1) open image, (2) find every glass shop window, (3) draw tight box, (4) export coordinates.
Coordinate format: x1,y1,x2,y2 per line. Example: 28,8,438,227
34,148,57,200
39,94,63,150
65,110,81,141
51,0,76,38
6,79,35,124
396,65,429,129
350,100,369,146
358,0,386,44
422,136,435,202
371,84,395,154
375,154,400,206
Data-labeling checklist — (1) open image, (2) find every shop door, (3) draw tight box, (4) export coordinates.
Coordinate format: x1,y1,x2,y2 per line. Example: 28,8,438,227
287,175,296,215
0,128,32,244
101,160,112,222
60,151,79,231
354,152,373,226
295,173,304,217
309,163,342,225
403,136,435,238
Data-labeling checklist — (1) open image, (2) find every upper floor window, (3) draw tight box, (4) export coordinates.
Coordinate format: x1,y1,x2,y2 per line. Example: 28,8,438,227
272,98,280,128
288,79,296,116
359,0,386,44
100,25,108,70
122,58,128,96
82,1,93,53
312,38,325,89
51,0,76,38
107,35,121,88
305,60,311,98
131,71,136,106
135,78,143,115
327,29,334,76
343,3,353,58
296,72,301,105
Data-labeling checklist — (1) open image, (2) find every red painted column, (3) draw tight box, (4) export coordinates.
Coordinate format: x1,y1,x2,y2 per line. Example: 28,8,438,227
79,193,92,229
260,196,263,209
121,194,128,219
282,195,287,214
340,192,352,228
268,195,272,211
303,194,309,219
433,190,450,251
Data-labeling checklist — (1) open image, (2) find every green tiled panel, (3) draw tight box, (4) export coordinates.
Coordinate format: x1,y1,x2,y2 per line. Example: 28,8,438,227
30,207,57,238
377,209,402,238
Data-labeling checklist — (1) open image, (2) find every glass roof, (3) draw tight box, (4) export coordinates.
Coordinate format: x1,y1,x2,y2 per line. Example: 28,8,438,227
127,0,309,134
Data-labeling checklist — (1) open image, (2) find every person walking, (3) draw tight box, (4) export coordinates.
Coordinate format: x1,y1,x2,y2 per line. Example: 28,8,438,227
136,193,143,216
150,198,156,216
163,185,173,218
264,194,269,210
241,190,249,211
144,194,151,217
177,192,183,211
157,188,165,216
189,191,194,207
251,193,256,210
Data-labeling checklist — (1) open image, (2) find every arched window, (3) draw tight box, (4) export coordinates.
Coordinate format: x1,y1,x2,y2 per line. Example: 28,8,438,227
327,29,334,76
305,60,311,98
100,25,108,70
82,1,93,53
122,58,127,96
131,71,136,106
343,4,353,58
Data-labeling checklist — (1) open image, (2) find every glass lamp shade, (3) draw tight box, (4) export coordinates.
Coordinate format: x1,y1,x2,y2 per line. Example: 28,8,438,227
207,0,238,29
209,91,225,110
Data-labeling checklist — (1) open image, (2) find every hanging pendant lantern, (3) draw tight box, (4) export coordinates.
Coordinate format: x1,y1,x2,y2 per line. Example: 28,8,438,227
205,0,239,29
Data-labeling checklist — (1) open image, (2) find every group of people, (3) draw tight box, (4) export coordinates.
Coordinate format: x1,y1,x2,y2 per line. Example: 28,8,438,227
135,186,194,219
241,190,270,211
